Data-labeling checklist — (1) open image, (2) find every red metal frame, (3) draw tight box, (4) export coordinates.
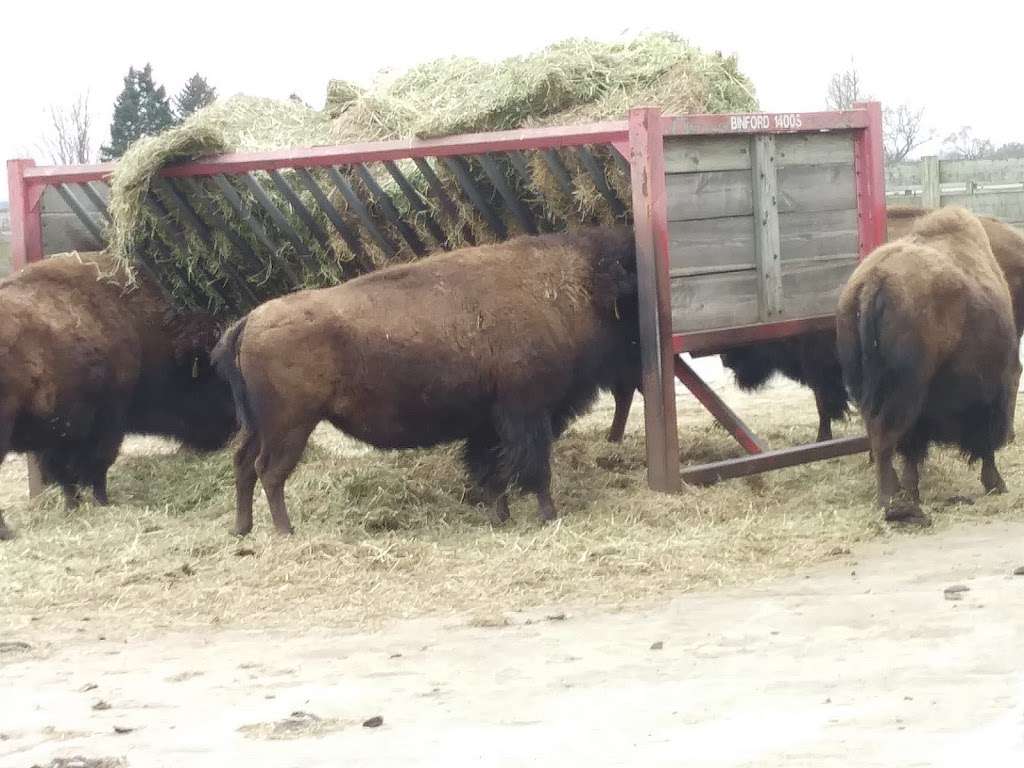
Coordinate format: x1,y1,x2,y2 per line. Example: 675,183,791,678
7,159,44,270
673,356,765,454
7,103,886,492
662,109,869,136
628,107,681,492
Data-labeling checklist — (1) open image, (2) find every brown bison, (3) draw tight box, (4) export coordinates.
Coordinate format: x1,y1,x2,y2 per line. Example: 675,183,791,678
212,228,640,535
836,207,1017,522
0,253,237,540
683,208,1024,445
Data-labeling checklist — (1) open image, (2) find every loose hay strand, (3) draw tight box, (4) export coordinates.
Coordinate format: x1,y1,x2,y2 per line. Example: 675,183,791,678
3,384,1021,632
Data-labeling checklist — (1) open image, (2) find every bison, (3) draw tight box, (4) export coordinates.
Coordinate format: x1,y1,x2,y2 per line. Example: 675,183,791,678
212,228,641,535
836,207,1017,523
0,253,237,540
675,208,1024,446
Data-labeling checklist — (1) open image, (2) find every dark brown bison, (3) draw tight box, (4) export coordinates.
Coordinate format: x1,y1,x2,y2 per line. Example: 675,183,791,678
679,208,1024,446
0,253,237,540
212,228,640,535
836,207,1017,523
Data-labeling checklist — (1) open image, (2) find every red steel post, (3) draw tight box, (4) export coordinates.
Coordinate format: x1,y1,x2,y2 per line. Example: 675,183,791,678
853,101,887,258
628,107,681,492
7,159,44,270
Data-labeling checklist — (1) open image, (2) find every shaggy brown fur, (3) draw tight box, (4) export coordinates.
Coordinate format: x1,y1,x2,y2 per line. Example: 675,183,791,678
213,228,640,535
0,253,236,540
836,207,1017,523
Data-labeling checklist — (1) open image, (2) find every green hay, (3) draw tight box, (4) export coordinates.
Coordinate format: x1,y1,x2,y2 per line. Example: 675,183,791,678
106,33,757,315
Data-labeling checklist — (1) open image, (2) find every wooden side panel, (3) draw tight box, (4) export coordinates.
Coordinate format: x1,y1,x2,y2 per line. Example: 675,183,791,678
663,136,751,173
670,271,760,332
940,191,1024,225
668,216,755,274
776,132,854,166
778,209,859,262
777,164,857,213
40,185,108,254
751,135,782,318
668,209,859,275
666,170,753,221
778,257,859,319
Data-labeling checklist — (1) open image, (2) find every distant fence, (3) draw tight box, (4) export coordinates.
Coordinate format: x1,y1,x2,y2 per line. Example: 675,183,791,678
886,156,1024,226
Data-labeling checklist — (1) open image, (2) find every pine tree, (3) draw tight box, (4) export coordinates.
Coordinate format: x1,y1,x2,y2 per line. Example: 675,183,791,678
175,74,218,120
101,64,176,160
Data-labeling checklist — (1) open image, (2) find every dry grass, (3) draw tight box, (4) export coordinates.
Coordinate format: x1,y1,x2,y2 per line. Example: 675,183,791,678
2,382,1022,632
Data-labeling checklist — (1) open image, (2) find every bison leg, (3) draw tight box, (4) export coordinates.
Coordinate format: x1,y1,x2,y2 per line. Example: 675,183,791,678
232,428,261,536
495,410,557,523
812,388,834,442
980,451,1008,495
463,429,510,525
255,423,315,535
1008,356,1021,443
0,404,14,540
869,423,925,522
84,403,127,506
900,457,922,504
607,381,634,444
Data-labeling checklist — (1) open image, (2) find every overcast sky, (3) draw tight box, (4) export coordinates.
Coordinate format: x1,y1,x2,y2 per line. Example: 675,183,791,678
4,0,1021,198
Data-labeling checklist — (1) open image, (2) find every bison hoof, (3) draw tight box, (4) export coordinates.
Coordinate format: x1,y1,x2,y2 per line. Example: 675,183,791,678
0,526,15,542
274,525,295,536
884,501,931,527
490,497,511,526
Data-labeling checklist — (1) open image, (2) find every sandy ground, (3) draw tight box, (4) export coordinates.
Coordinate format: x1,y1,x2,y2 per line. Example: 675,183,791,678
4,518,1023,768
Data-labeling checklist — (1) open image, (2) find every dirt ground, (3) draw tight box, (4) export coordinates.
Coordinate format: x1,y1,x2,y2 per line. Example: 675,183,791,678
3,519,1023,767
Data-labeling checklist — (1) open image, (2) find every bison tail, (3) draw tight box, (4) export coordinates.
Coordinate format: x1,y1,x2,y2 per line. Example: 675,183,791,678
212,317,257,435
842,280,924,433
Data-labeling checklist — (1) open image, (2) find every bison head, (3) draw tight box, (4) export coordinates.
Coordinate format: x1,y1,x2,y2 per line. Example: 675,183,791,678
127,311,238,451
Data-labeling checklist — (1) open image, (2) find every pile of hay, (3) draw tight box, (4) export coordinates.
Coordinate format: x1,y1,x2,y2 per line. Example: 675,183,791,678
106,33,757,315
4,384,1022,631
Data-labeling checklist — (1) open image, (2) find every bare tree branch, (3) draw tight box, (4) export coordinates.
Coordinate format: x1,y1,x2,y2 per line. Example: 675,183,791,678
825,62,865,111
941,126,994,160
883,105,932,162
40,93,93,164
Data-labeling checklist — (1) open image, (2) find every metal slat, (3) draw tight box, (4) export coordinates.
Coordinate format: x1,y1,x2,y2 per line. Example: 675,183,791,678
576,146,627,218
239,173,310,261
353,164,426,256
78,182,112,223
476,154,537,235
383,161,448,248
54,184,105,248
541,149,576,199
145,195,238,313
155,179,260,307
440,156,507,239
180,179,270,290
411,157,461,225
211,175,300,285
266,170,333,257
292,168,368,262
506,151,553,232
323,167,397,257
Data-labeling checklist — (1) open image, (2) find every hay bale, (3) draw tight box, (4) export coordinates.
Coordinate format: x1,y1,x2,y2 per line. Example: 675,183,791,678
106,33,757,315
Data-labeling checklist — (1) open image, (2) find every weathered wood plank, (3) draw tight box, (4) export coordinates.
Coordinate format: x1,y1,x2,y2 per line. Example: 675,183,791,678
666,169,753,222
663,135,751,173
778,208,859,261
668,216,755,273
940,191,1024,224
920,156,941,209
670,270,760,333
41,211,103,255
667,208,859,275
775,132,854,166
751,135,782,319
777,163,856,213
778,257,859,319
